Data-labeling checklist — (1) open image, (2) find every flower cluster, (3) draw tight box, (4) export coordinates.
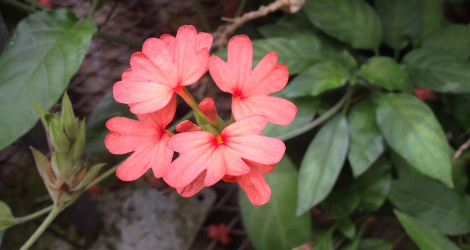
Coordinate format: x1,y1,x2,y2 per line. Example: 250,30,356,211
105,25,296,205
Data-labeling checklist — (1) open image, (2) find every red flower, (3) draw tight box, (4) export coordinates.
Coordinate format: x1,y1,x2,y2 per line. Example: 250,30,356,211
113,25,212,114
208,35,297,125
163,115,285,190
223,159,274,206
207,223,231,245
105,96,176,181
414,87,436,101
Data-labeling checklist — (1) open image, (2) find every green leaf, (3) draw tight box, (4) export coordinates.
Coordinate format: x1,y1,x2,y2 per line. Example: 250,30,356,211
283,61,348,98
357,239,394,250
376,93,453,187
447,94,470,130
262,97,318,138
258,9,317,39
312,227,335,250
338,217,356,239
421,24,470,60
297,115,349,216
358,57,412,93
394,209,459,250
303,0,382,50
415,0,446,44
0,10,96,151
0,201,15,231
375,0,422,51
86,91,135,153
404,47,470,93
355,157,391,212
240,156,311,250
389,149,428,180
322,186,360,219
347,99,384,177
389,179,470,235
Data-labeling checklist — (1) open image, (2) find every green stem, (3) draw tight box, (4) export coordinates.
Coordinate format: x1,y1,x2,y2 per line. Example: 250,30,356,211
277,86,354,141
94,32,143,47
194,0,211,32
1,0,37,13
20,206,62,250
85,163,121,189
25,0,47,10
90,0,100,18
14,205,53,225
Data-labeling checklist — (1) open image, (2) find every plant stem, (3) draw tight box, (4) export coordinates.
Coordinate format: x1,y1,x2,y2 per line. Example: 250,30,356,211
20,206,62,250
14,205,53,225
94,32,143,47
25,0,47,10
90,0,100,18
85,163,121,189
1,0,37,13
277,86,354,141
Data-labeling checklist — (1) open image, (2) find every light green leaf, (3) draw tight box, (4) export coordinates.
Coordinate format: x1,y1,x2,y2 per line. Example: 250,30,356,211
358,239,394,250
376,93,453,187
404,47,470,93
0,10,96,151
297,115,349,216
303,0,382,50
347,99,384,177
86,91,135,153
240,156,311,250
394,209,459,250
375,0,422,51
0,201,15,231
262,97,318,138
354,157,391,211
358,57,412,93
389,149,428,180
421,24,470,60
283,61,348,98
389,179,470,235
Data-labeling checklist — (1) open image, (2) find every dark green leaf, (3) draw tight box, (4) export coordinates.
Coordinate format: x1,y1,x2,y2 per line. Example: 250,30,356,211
86,91,135,153
355,157,391,211
447,94,470,130
312,227,334,250
303,0,382,50
404,47,470,93
421,24,470,60
297,115,349,216
415,0,446,44
338,217,356,239
358,57,412,93
240,156,311,250
375,0,422,51
262,97,318,138
358,239,394,250
389,149,429,179
394,209,459,250
0,10,96,150
389,179,470,235
283,61,348,98
322,186,360,219
376,93,453,187
258,9,317,39
347,99,384,177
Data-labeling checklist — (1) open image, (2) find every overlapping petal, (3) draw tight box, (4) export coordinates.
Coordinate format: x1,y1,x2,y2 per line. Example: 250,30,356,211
113,25,212,114
208,35,296,125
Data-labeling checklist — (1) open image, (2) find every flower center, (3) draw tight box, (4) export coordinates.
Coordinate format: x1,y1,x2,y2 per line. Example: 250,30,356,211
216,135,223,144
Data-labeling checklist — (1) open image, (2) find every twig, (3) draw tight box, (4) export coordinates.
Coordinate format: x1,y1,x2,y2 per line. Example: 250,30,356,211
215,0,305,47
453,135,470,163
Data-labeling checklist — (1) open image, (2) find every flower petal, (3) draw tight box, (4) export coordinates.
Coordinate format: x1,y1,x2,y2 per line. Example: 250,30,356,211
208,55,233,93
142,38,177,80
167,131,215,153
176,120,202,132
174,25,198,82
177,170,206,197
222,146,251,176
136,95,176,129
179,48,209,86
238,95,297,125
149,135,174,178
226,134,285,165
104,132,153,154
223,115,268,136
227,35,252,92
244,61,289,96
130,52,177,88
238,170,271,205
160,34,176,60
243,159,275,174
116,144,155,181
196,32,213,52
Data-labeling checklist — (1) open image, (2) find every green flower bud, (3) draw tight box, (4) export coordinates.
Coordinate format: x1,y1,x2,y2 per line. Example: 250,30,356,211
69,120,86,163
49,119,70,154
0,201,15,231
51,152,73,183
71,163,106,191
61,92,78,140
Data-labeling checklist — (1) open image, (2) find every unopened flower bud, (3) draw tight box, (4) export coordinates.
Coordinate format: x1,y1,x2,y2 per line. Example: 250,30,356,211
198,98,218,126
61,92,78,140
51,152,73,182
48,121,70,154
69,120,86,163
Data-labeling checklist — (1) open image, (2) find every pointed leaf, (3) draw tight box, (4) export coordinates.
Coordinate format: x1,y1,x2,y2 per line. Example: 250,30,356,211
358,57,412,93
347,99,384,177
354,157,391,211
375,0,422,51
404,47,470,93
0,201,15,231
394,209,459,250
240,156,311,250
297,115,349,216
421,24,470,60
303,0,382,50
338,217,356,239
376,93,453,187
0,10,96,151
389,179,470,235
283,61,348,98
322,186,360,219
415,0,446,43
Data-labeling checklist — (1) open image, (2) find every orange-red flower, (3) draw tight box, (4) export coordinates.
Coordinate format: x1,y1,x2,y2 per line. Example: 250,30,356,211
163,115,285,189
105,96,176,181
207,223,231,245
113,25,212,114
208,35,297,125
